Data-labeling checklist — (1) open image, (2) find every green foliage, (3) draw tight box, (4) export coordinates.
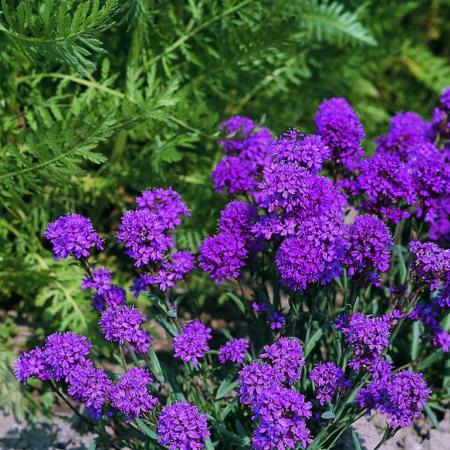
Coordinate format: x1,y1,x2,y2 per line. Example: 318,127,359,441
0,0,449,350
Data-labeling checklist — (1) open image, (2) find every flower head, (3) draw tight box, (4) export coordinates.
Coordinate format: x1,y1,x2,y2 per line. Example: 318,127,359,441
219,338,249,365
81,268,112,294
99,305,152,353
111,368,158,421
92,285,127,311
310,362,347,405
173,321,212,367
44,214,103,260
14,347,52,383
211,156,258,194
157,402,210,450
218,200,258,241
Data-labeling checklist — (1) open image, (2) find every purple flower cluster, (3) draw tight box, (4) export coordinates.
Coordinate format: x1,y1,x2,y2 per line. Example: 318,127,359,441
44,214,103,260
343,215,393,280
99,305,153,353
430,87,450,143
315,97,365,170
271,130,331,174
110,368,158,421
259,337,305,384
212,116,273,195
310,362,347,405
157,402,210,450
173,320,212,367
218,338,249,365
336,313,391,371
14,347,52,383
358,370,430,428
136,187,190,229
218,200,258,241
251,385,313,450
409,241,449,291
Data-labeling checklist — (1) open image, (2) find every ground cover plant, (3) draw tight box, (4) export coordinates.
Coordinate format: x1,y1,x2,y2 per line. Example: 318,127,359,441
14,89,450,449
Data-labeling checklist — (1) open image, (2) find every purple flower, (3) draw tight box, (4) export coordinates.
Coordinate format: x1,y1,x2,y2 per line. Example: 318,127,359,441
343,214,393,278
157,402,210,450
92,285,127,311
117,209,175,267
260,337,304,385
218,338,249,365
44,214,103,260
66,360,112,419
99,305,152,354
81,268,112,294
173,321,212,367
315,97,365,170
130,274,153,297
150,251,196,291
271,130,331,174
238,362,282,406
198,233,248,283
356,151,417,223
310,362,347,405
43,332,92,381
358,370,430,428
268,311,286,330
425,196,450,242
252,301,268,313
336,313,390,371
409,240,450,291
14,347,52,383
219,116,255,152
110,368,158,421
251,385,313,450
136,188,190,230
218,200,257,241
211,156,258,194
376,112,430,160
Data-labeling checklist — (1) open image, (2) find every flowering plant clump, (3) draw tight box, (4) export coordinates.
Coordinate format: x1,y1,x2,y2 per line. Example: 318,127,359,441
15,91,450,450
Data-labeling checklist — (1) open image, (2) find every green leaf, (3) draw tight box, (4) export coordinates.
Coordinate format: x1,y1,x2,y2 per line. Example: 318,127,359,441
304,327,324,357
351,429,363,450
410,320,421,360
215,379,238,400
424,404,439,429
321,411,335,420
134,418,159,440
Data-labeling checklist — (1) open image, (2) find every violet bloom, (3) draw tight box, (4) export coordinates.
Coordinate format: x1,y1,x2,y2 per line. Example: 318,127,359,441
409,241,450,291
218,200,258,241
66,360,112,419
99,305,153,354
218,338,249,365
343,214,393,279
14,347,52,383
44,214,103,260
356,151,417,223
268,311,286,330
315,97,365,170
425,196,450,242
173,321,212,367
81,268,112,294
271,130,331,174
43,332,92,381
157,402,210,450
130,274,153,298
310,362,347,405
336,313,390,371
136,188,191,230
430,87,450,142
358,370,430,428
110,368,158,422
251,385,313,450
238,362,282,406
211,156,258,194
376,112,430,160
219,115,255,152
117,209,174,267
260,337,304,385
198,232,248,283
92,285,127,311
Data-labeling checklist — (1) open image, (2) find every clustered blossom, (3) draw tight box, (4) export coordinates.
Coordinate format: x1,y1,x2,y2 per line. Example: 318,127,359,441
409,241,450,291
251,385,313,450
66,360,112,419
136,187,190,229
268,311,286,330
430,87,450,143
310,362,347,405
99,305,152,354
44,214,103,260
336,313,391,371
358,370,430,428
110,368,158,421
81,268,112,293
315,97,365,170
271,130,331,174
219,338,249,365
259,337,304,384
198,233,248,283
218,200,258,241
173,321,212,367
157,402,210,450
343,214,393,280
14,347,52,383
211,156,258,194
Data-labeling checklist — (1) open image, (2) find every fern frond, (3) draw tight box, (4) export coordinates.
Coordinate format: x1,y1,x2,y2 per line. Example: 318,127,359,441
296,0,376,46
0,0,117,75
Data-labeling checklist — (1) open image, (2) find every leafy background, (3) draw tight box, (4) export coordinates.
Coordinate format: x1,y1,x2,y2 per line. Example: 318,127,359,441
0,0,449,350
